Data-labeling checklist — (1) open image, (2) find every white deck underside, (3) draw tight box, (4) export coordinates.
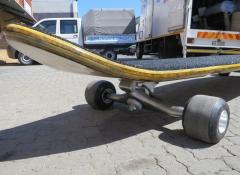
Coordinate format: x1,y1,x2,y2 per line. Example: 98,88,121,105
7,38,106,77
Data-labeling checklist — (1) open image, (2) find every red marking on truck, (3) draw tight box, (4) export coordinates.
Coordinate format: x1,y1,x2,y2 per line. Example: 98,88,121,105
197,32,240,40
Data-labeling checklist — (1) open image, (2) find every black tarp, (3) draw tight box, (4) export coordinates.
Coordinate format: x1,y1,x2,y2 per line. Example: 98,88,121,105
82,9,136,35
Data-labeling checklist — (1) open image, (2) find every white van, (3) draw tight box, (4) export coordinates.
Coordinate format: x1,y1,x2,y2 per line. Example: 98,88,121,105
13,18,82,65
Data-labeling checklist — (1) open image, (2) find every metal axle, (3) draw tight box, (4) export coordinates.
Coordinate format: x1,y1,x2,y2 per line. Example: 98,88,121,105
130,91,183,117
108,79,184,118
108,91,183,117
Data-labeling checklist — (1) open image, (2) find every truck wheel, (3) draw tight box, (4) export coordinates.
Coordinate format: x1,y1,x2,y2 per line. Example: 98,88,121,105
183,95,230,144
104,50,117,60
18,53,33,65
136,43,143,59
85,80,116,110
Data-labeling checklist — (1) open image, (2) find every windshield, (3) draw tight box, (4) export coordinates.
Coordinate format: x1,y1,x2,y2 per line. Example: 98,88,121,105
35,20,57,34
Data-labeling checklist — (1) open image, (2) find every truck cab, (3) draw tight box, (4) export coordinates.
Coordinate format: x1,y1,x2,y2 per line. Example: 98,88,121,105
14,18,82,65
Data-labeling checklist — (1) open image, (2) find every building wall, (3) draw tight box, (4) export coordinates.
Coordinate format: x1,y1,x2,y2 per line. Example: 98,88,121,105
0,0,33,59
16,0,33,15
32,0,78,21
17,0,32,6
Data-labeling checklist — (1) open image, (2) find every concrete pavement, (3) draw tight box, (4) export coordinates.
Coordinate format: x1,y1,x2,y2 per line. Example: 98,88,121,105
0,65,240,175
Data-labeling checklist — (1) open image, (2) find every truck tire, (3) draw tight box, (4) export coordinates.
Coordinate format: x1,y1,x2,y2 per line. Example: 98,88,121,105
183,95,230,144
85,80,116,110
218,73,231,77
136,43,143,59
18,53,34,65
104,50,117,60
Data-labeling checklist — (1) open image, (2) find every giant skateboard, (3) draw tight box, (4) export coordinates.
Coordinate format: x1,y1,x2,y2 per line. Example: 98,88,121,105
4,24,240,144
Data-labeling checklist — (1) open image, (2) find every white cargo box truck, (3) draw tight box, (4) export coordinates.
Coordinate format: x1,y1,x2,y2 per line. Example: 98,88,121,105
136,0,240,59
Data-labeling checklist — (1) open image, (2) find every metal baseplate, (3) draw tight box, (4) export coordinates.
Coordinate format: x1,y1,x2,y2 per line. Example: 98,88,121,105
119,79,157,95
108,79,184,117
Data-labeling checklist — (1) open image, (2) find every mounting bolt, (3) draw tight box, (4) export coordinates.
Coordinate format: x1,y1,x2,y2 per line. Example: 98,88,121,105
127,98,143,112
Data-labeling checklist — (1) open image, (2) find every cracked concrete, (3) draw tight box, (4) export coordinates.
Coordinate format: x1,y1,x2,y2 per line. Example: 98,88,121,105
0,65,240,175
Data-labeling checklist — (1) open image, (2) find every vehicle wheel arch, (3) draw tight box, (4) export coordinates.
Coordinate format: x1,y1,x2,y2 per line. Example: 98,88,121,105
15,50,20,59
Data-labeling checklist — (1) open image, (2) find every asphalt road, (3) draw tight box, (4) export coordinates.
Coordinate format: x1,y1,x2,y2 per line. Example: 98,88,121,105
0,64,240,175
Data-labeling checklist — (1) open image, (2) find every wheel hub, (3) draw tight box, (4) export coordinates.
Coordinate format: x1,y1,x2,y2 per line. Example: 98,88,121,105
106,53,113,59
22,55,31,62
218,110,228,134
101,88,114,104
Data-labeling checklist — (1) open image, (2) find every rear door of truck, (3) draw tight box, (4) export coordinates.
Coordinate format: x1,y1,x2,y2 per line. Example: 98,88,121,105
144,0,154,39
59,19,80,44
138,0,186,41
167,0,186,32
152,0,186,36
185,0,240,53
138,0,154,40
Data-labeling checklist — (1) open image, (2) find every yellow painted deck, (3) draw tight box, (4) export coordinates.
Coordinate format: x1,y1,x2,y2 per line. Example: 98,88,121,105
4,24,240,81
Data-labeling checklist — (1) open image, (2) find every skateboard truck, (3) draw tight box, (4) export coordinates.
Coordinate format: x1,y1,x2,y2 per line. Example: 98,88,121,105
85,79,230,144
108,79,183,117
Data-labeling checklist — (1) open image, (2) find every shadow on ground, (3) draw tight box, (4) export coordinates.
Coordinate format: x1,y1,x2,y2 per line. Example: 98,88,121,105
0,63,20,66
1,76,240,161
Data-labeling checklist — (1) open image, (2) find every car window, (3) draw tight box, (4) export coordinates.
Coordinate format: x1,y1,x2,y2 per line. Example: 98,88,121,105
60,20,78,34
35,20,56,34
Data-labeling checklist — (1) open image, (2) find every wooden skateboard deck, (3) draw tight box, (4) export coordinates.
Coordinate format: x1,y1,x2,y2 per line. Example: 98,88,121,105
4,24,240,81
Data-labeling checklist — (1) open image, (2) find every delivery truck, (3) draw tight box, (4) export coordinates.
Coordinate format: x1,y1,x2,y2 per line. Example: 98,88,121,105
82,9,136,60
136,0,240,59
